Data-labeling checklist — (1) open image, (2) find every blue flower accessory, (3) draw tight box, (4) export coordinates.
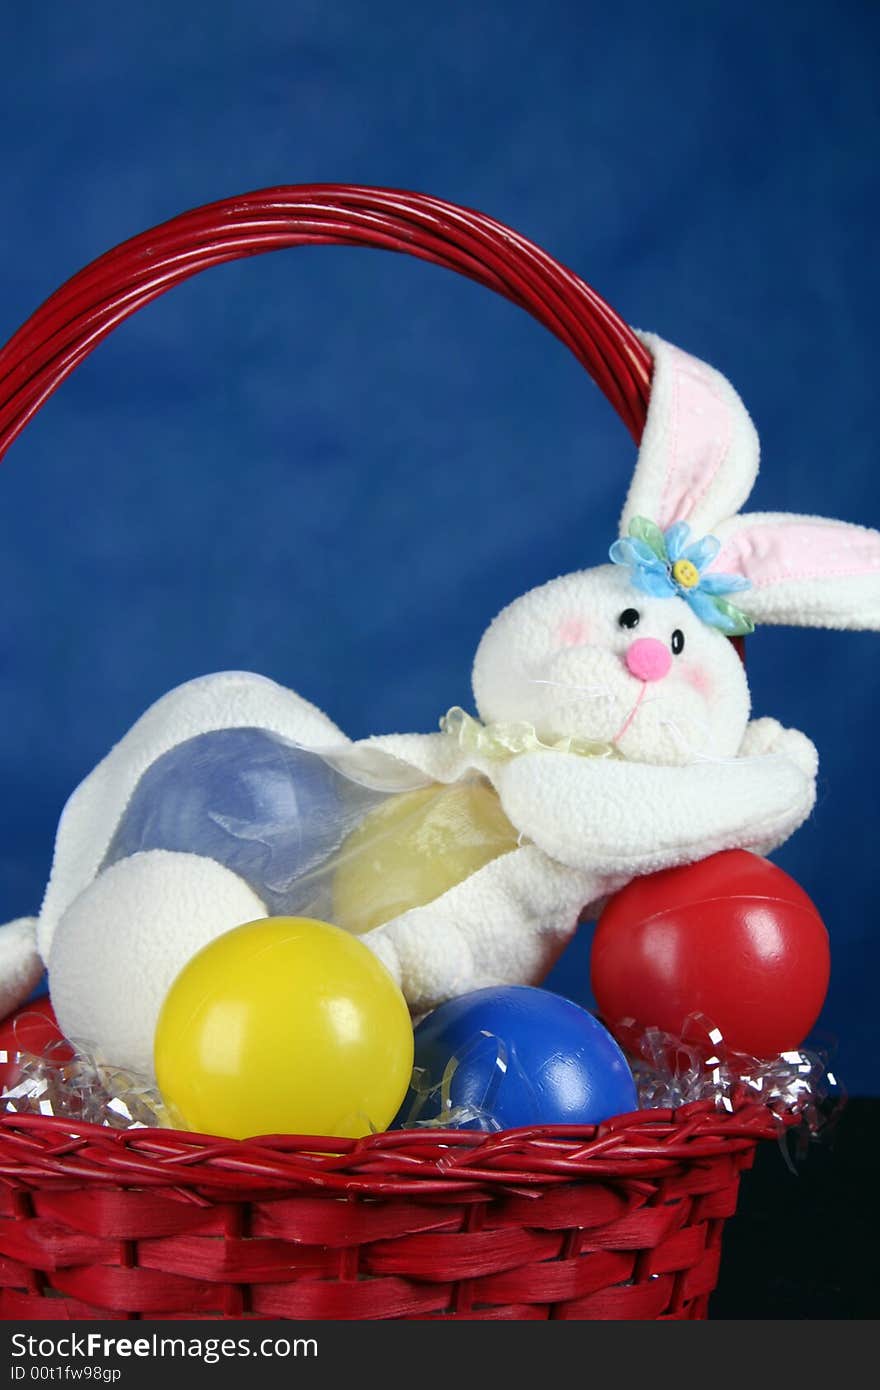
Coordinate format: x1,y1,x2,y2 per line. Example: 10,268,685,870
609,517,754,636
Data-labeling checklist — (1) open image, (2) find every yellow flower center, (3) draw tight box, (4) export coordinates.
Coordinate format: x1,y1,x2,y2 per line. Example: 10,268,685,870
672,558,699,589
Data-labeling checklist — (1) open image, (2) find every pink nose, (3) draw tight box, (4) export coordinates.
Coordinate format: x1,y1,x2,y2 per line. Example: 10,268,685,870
625,637,672,682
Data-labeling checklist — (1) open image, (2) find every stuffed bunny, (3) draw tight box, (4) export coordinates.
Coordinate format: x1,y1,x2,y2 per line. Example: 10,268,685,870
2,333,879,1076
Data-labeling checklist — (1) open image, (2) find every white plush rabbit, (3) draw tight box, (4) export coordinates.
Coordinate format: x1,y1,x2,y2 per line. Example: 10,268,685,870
2,333,879,1076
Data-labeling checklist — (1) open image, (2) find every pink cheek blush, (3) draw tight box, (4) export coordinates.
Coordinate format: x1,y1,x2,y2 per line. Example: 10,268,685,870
557,617,591,648
681,663,713,697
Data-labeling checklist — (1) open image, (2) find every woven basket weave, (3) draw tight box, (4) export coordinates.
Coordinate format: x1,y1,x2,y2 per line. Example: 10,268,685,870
0,1094,779,1320
0,187,782,1319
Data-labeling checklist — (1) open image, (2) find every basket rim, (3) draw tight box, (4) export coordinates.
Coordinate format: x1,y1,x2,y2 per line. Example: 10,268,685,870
0,1091,792,1199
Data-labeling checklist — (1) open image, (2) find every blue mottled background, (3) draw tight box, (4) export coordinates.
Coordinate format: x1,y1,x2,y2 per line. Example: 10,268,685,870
0,2,877,1088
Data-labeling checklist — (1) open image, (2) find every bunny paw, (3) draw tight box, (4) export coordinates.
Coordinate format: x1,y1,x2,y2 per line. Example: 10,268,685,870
739,718,819,781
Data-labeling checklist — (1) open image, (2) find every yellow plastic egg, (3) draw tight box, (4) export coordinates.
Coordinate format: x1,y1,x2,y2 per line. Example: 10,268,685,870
332,780,519,936
154,916,414,1141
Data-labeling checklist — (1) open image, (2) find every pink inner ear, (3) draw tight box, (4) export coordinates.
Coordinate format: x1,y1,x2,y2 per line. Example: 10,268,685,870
717,520,880,588
656,345,734,529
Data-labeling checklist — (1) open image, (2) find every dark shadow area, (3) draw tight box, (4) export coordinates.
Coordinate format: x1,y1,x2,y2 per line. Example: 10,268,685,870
712,1098,878,1318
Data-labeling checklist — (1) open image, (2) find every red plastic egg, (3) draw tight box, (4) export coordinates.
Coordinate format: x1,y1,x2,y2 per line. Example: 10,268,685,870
591,850,830,1058
0,997,67,1091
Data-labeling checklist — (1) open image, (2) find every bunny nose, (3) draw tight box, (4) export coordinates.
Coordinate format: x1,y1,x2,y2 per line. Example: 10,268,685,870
625,637,672,682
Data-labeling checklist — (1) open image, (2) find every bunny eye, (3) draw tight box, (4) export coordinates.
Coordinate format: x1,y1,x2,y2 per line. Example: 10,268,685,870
671,629,685,655
618,608,641,630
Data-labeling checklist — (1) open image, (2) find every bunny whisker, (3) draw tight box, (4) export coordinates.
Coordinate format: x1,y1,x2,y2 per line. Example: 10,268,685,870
527,678,614,701
658,718,741,765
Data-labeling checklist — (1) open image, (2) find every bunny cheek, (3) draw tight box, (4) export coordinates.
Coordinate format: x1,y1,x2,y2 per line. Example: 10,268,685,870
679,662,713,699
556,617,592,648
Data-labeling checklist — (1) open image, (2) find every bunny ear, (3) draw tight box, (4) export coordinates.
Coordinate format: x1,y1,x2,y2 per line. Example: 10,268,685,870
619,333,759,536
713,512,880,629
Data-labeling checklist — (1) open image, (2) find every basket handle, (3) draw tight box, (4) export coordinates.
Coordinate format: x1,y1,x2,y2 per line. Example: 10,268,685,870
0,184,652,463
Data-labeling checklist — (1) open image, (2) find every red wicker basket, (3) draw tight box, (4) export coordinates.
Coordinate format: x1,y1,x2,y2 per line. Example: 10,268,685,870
0,187,784,1320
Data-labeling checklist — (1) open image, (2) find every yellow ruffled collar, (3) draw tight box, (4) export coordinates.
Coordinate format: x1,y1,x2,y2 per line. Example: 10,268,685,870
440,707,618,761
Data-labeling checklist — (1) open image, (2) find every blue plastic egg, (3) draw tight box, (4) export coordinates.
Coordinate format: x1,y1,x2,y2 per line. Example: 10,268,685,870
398,985,637,1130
101,727,380,915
